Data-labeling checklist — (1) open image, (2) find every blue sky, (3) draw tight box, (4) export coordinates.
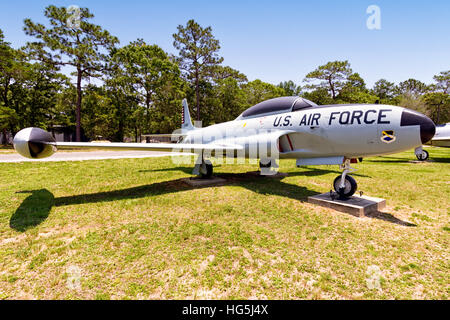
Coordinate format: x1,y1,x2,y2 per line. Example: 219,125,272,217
0,0,449,87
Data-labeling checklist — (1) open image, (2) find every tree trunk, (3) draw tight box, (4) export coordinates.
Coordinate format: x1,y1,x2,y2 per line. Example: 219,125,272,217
328,78,335,99
117,117,124,142
146,91,151,130
437,104,440,124
76,67,82,142
195,67,200,122
2,80,9,107
1,128,7,145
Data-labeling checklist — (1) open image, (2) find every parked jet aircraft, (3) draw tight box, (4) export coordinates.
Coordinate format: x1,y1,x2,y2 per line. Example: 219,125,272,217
12,97,436,198
415,122,450,160
432,123,450,147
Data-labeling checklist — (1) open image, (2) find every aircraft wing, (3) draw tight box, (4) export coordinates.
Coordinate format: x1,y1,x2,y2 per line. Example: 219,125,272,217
54,141,242,152
13,127,243,159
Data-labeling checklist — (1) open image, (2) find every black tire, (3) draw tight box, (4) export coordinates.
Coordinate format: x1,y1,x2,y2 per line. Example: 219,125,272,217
416,149,429,161
259,159,272,168
333,175,357,198
200,163,213,178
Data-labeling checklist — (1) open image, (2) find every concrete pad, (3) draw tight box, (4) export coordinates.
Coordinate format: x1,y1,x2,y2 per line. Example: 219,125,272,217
307,192,386,217
181,176,227,187
246,171,289,178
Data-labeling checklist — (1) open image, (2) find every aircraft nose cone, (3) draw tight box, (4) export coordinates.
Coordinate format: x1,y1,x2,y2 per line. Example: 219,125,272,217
400,109,436,144
420,116,436,144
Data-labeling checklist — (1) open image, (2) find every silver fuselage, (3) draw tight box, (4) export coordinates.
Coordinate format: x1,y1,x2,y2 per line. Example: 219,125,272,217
182,104,424,159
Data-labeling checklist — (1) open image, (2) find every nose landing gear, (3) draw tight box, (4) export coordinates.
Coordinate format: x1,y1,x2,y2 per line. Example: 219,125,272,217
415,146,429,161
333,159,357,198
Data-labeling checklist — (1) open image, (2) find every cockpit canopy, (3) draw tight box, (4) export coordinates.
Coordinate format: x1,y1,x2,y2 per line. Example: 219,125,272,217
236,96,318,120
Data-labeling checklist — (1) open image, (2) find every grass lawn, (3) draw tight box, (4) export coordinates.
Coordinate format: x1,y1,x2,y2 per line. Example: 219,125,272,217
0,147,448,299
0,145,14,153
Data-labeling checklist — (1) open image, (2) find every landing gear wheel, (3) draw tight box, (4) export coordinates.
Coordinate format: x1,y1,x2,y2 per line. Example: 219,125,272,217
416,149,429,161
259,159,272,168
333,175,357,198
200,163,213,178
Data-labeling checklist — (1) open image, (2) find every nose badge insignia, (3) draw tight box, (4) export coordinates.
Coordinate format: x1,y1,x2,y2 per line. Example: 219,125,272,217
381,130,396,143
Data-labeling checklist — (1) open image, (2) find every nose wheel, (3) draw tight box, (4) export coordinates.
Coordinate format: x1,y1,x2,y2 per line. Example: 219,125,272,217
333,159,358,198
333,175,357,198
415,148,429,161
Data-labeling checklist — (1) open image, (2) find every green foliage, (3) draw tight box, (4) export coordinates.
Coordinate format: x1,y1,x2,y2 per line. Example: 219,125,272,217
372,79,397,101
14,60,71,130
214,65,247,83
336,73,378,104
208,77,247,123
23,5,119,141
82,85,118,140
23,6,118,78
110,39,185,135
346,73,366,90
395,78,447,117
0,30,20,108
302,88,334,105
303,60,353,99
433,70,449,94
336,90,379,104
422,92,450,124
242,80,285,107
173,19,224,120
53,85,77,127
0,105,17,132
398,94,427,114
1,8,449,142
397,78,429,97
278,80,300,96
0,28,71,135
0,30,19,134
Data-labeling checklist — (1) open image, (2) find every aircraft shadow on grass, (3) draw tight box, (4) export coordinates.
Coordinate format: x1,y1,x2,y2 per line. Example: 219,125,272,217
370,155,450,164
10,167,413,232
140,166,370,178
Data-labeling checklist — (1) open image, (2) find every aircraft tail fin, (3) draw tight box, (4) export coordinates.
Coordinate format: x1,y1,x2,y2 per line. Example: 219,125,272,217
181,98,195,132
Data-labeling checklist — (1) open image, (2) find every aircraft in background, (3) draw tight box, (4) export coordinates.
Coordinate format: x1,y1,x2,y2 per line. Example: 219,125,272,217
13,97,436,198
414,122,450,160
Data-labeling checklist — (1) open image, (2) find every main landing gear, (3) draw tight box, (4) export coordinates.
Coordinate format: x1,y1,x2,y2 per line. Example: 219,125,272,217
192,154,213,178
259,159,273,168
199,161,213,178
333,159,357,198
259,159,278,175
